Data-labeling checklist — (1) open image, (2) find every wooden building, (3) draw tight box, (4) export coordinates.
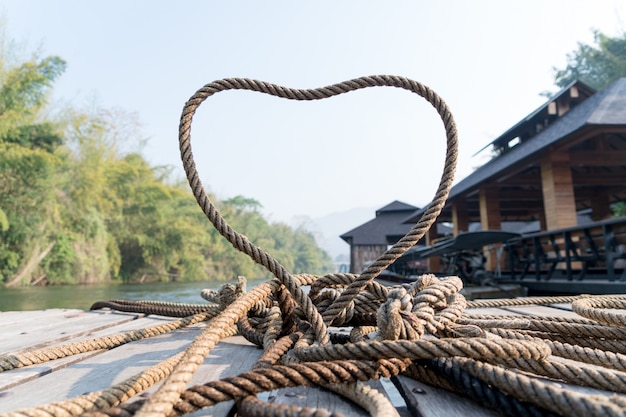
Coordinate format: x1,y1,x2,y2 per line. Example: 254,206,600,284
340,201,450,273
344,78,626,280
404,78,626,274
340,201,417,273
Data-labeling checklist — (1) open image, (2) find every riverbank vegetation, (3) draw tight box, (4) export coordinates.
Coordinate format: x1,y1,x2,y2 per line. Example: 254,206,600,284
0,31,332,286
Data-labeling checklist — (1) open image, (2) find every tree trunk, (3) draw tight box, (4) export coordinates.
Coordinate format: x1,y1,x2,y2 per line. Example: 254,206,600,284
5,242,55,287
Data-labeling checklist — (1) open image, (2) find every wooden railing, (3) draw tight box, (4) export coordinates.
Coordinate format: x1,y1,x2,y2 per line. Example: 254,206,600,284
504,216,626,281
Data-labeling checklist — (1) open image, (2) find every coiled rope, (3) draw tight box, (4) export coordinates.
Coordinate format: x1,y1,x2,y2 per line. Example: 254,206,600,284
1,76,625,417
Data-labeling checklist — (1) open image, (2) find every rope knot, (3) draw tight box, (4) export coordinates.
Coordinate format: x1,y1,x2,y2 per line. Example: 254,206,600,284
201,276,247,309
377,288,424,341
409,274,466,336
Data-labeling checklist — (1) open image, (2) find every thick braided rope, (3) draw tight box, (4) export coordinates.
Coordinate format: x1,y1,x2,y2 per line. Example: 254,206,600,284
572,297,626,328
12,69,626,417
309,273,389,304
294,338,550,362
176,358,410,415
104,300,213,309
177,75,458,333
461,315,626,340
454,357,626,417
90,301,220,318
524,331,626,353
466,293,626,309
495,356,626,394
7,288,626,417
465,295,581,309
489,326,626,372
409,360,560,417
463,312,597,325
88,359,410,417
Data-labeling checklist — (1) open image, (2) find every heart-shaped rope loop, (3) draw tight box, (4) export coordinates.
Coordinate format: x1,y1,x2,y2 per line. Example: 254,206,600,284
178,75,458,334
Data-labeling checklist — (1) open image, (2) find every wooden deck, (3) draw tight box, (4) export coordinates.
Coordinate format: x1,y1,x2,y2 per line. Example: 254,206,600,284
1,299,624,417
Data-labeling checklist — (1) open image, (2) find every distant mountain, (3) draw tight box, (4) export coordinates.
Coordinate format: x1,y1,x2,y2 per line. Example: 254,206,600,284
308,207,376,261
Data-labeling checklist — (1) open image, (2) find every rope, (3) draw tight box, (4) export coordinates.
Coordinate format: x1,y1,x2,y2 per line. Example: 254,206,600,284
404,360,560,417
2,76,626,417
177,76,458,332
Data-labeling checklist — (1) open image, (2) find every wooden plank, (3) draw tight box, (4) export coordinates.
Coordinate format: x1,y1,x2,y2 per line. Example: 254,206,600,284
0,321,262,417
0,310,263,416
259,380,400,417
393,375,499,417
0,311,410,417
0,313,179,392
0,320,197,411
0,309,69,325
0,309,141,355
4,301,621,417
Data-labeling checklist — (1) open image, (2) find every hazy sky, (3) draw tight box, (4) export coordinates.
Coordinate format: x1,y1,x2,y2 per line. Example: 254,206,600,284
3,1,626,224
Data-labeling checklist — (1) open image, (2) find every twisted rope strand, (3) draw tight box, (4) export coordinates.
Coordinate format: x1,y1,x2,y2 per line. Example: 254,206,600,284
294,338,550,363
455,358,626,417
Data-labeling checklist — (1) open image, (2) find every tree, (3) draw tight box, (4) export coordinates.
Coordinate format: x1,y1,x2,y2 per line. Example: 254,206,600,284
554,30,626,90
0,23,334,286
0,29,67,285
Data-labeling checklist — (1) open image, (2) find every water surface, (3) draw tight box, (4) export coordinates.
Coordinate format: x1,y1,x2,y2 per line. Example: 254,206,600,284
0,278,268,312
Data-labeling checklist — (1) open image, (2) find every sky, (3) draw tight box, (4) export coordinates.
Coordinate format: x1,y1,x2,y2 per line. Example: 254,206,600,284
3,1,626,226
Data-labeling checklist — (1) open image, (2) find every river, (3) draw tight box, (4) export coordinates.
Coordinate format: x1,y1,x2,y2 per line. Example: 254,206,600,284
0,278,269,312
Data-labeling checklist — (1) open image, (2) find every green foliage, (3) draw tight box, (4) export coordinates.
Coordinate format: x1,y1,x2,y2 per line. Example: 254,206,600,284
0,50,65,143
554,30,626,90
0,207,8,231
0,141,61,283
0,25,333,286
613,202,626,217
3,122,63,152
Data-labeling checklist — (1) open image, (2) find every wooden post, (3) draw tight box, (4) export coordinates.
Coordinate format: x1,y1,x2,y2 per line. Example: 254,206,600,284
479,188,501,271
541,150,577,230
537,211,547,231
452,199,469,236
426,225,441,273
591,189,611,221
349,245,360,274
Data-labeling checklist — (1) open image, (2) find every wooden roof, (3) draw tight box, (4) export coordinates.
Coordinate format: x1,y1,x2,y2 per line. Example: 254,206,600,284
340,201,456,246
406,78,626,223
340,200,418,245
473,80,596,156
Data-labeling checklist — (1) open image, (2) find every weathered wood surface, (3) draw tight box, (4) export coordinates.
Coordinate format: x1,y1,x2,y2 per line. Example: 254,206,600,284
393,375,499,417
0,304,621,417
0,309,395,416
